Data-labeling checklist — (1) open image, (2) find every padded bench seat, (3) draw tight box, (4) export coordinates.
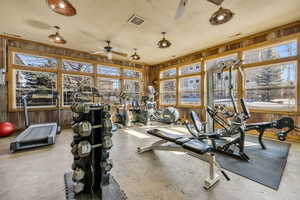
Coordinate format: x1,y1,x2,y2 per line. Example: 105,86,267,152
182,140,211,154
147,129,185,142
147,129,211,154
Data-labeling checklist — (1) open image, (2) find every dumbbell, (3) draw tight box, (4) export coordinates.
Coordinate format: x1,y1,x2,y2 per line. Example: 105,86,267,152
103,136,113,150
73,182,85,194
101,159,113,172
71,140,92,158
72,167,85,182
72,121,92,137
71,103,92,114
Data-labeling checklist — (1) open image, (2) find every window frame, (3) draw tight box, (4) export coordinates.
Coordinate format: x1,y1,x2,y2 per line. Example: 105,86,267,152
157,37,299,114
7,47,145,112
178,75,201,106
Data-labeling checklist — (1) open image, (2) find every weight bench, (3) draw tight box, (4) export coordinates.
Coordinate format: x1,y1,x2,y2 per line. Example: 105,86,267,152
137,129,229,189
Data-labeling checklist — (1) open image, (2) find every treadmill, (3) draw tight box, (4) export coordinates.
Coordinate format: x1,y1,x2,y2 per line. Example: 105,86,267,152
10,91,61,152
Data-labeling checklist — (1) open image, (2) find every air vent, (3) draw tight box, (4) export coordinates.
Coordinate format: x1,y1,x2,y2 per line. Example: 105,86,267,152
128,14,145,26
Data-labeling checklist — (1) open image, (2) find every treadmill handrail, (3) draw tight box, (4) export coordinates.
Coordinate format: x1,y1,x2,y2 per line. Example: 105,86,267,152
22,91,60,128
23,96,29,128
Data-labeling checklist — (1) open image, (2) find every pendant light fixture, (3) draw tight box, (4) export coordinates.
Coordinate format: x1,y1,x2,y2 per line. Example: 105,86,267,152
46,0,77,16
157,32,172,48
48,26,66,44
210,7,234,25
131,48,141,60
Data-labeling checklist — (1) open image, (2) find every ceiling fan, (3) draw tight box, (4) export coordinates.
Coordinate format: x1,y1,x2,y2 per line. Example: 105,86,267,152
92,41,128,60
175,0,224,20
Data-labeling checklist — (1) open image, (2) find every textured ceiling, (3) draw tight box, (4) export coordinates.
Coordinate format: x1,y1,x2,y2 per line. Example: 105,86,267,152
0,0,300,64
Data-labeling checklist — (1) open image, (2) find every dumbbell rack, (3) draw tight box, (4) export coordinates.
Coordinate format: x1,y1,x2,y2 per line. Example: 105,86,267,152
64,103,127,200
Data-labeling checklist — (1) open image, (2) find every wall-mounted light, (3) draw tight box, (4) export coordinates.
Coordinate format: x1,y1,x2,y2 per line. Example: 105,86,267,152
157,32,172,48
131,48,141,60
48,26,66,44
210,7,234,25
46,0,77,16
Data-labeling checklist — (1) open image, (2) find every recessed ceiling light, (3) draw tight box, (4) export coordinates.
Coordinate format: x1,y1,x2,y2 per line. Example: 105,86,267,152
157,32,172,49
46,0,77,16
48,26,66,44
210,7,234,25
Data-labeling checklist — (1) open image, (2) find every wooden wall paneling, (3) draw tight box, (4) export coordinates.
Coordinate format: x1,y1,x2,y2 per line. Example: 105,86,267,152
297,35,300,113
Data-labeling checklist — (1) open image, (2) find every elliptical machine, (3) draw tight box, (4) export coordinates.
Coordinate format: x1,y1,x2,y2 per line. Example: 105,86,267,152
146,86,180,124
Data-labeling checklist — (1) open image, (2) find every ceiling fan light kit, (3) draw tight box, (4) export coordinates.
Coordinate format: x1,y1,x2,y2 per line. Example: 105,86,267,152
46,0,77,16
48,26,66,44
209,7,234,25
158,32,172,49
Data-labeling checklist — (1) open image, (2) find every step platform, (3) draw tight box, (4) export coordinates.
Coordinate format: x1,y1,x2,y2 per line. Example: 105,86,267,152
64,172,127,200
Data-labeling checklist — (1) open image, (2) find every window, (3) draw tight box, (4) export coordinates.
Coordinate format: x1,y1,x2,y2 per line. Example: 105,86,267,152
97,65,120,76
205,54,237,71
160,79,176,105
243,40,297,64
160,68,176,79
13,53,57,69
97,77,120,103
123,69,141,78
14,70,57,108
180,63,201,75
179,76,201,105
244,61,296,110
123,79,141,101
206,54,238,106
63,74,93,106
62,60,93,73
212,71,237,106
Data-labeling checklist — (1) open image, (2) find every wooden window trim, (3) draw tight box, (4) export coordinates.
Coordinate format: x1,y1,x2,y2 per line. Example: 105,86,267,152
8,47,145,112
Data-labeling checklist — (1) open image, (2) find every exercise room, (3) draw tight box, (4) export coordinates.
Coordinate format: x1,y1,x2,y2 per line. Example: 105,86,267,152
0,0,300,199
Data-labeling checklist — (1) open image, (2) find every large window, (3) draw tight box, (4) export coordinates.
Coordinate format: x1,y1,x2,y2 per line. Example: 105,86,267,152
123,69,142,79
97,77,120,103
9,49,144,111
62,60,93,73
212,71,237,106
160,68,176,79
124,79,141,102
206,54,238,106
97,65,120,76
179,63,201,75
205,54,237,71
13,53,57,69
14,70,57,108
243,40,297,64
179,76,201,105
62,74,94,106
244,62,296,110
160,79,176,105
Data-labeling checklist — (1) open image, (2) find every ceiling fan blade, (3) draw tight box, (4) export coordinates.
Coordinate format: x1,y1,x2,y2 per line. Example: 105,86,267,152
207,0,224,6
108,52,113,60
111,50,128,57
175,0,189,20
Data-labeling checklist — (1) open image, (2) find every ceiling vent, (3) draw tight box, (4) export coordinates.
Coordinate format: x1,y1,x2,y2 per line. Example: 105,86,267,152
128,14,145,26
